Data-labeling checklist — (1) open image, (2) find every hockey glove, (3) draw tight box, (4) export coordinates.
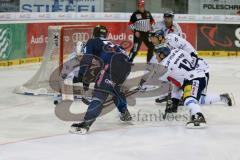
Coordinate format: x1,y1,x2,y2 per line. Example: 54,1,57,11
138,79,147,92
165,98,180,113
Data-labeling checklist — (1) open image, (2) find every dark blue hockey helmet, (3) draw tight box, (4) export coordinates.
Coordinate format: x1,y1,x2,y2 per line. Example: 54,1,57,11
150,29,165,38
155,46,171,57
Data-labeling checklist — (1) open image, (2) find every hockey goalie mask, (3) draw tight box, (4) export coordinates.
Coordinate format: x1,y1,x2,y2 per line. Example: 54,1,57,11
75,41,86,56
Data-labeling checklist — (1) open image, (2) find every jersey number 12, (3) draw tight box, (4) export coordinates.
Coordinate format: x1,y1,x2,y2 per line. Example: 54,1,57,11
178,59,194,71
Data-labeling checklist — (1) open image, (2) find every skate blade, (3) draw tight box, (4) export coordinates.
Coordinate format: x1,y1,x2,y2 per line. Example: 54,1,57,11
186,122,207,129
119,119,134,125
230,93,236,106
69,127,88,135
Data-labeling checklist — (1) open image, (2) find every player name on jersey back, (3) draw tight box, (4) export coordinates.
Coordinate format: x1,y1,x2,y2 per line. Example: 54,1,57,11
160,49,205,87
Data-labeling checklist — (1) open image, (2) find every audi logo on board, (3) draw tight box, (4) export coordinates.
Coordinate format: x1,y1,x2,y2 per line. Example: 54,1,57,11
72,32,90,42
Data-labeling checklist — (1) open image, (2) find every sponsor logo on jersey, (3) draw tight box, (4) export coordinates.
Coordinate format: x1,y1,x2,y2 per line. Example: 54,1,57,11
105,79,115,87
191,80,199,97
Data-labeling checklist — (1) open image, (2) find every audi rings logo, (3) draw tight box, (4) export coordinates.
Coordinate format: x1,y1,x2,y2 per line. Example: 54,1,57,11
72,32,90,42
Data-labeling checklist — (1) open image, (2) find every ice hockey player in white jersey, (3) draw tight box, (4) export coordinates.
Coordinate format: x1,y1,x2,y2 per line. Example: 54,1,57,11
151,29,196,55
155,46,207,128
154,11,183,37
149,30,232,106
150,29,204,103
149,30,208,75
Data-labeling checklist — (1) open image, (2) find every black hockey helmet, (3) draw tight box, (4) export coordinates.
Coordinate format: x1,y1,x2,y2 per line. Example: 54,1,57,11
93,25,108,38
163,11,174,18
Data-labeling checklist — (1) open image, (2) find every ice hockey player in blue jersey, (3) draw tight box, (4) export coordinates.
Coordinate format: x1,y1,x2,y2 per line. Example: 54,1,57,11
72,25,109,86
70,25,133,134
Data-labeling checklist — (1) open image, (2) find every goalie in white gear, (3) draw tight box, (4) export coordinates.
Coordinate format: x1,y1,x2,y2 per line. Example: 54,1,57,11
54,41,87,104
149,30,232,106
63,41,86,77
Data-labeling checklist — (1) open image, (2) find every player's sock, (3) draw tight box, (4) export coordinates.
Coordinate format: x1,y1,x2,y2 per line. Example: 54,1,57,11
184,99,206,128
186,102,201,115
200,94,221,105
200,93,232,106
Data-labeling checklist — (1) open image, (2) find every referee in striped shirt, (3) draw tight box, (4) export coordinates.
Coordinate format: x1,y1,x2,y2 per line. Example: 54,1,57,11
128,0,155,63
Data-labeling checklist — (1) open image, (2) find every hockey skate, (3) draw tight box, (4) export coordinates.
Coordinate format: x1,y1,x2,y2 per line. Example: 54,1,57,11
220,93,232,106
69,120,94,134
186,112,207,129
155,95,168,104
120,108,132,122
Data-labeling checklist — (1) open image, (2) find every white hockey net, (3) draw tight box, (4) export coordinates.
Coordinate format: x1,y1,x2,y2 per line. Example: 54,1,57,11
14,25,93,95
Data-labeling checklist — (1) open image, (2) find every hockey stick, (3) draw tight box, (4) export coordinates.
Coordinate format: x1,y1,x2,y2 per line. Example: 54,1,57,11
78,87,140,107
163,85,172,120
102,87,140,108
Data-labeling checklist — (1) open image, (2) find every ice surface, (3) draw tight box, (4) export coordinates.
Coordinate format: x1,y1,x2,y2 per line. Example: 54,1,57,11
0,57,240,160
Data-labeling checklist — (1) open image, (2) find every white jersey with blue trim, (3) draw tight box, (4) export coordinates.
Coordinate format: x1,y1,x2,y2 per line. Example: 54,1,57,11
160,49,205,87
154,21,183,37
165,33,196,54
150,33,195,64
196,58,209,74
164,34,210,73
